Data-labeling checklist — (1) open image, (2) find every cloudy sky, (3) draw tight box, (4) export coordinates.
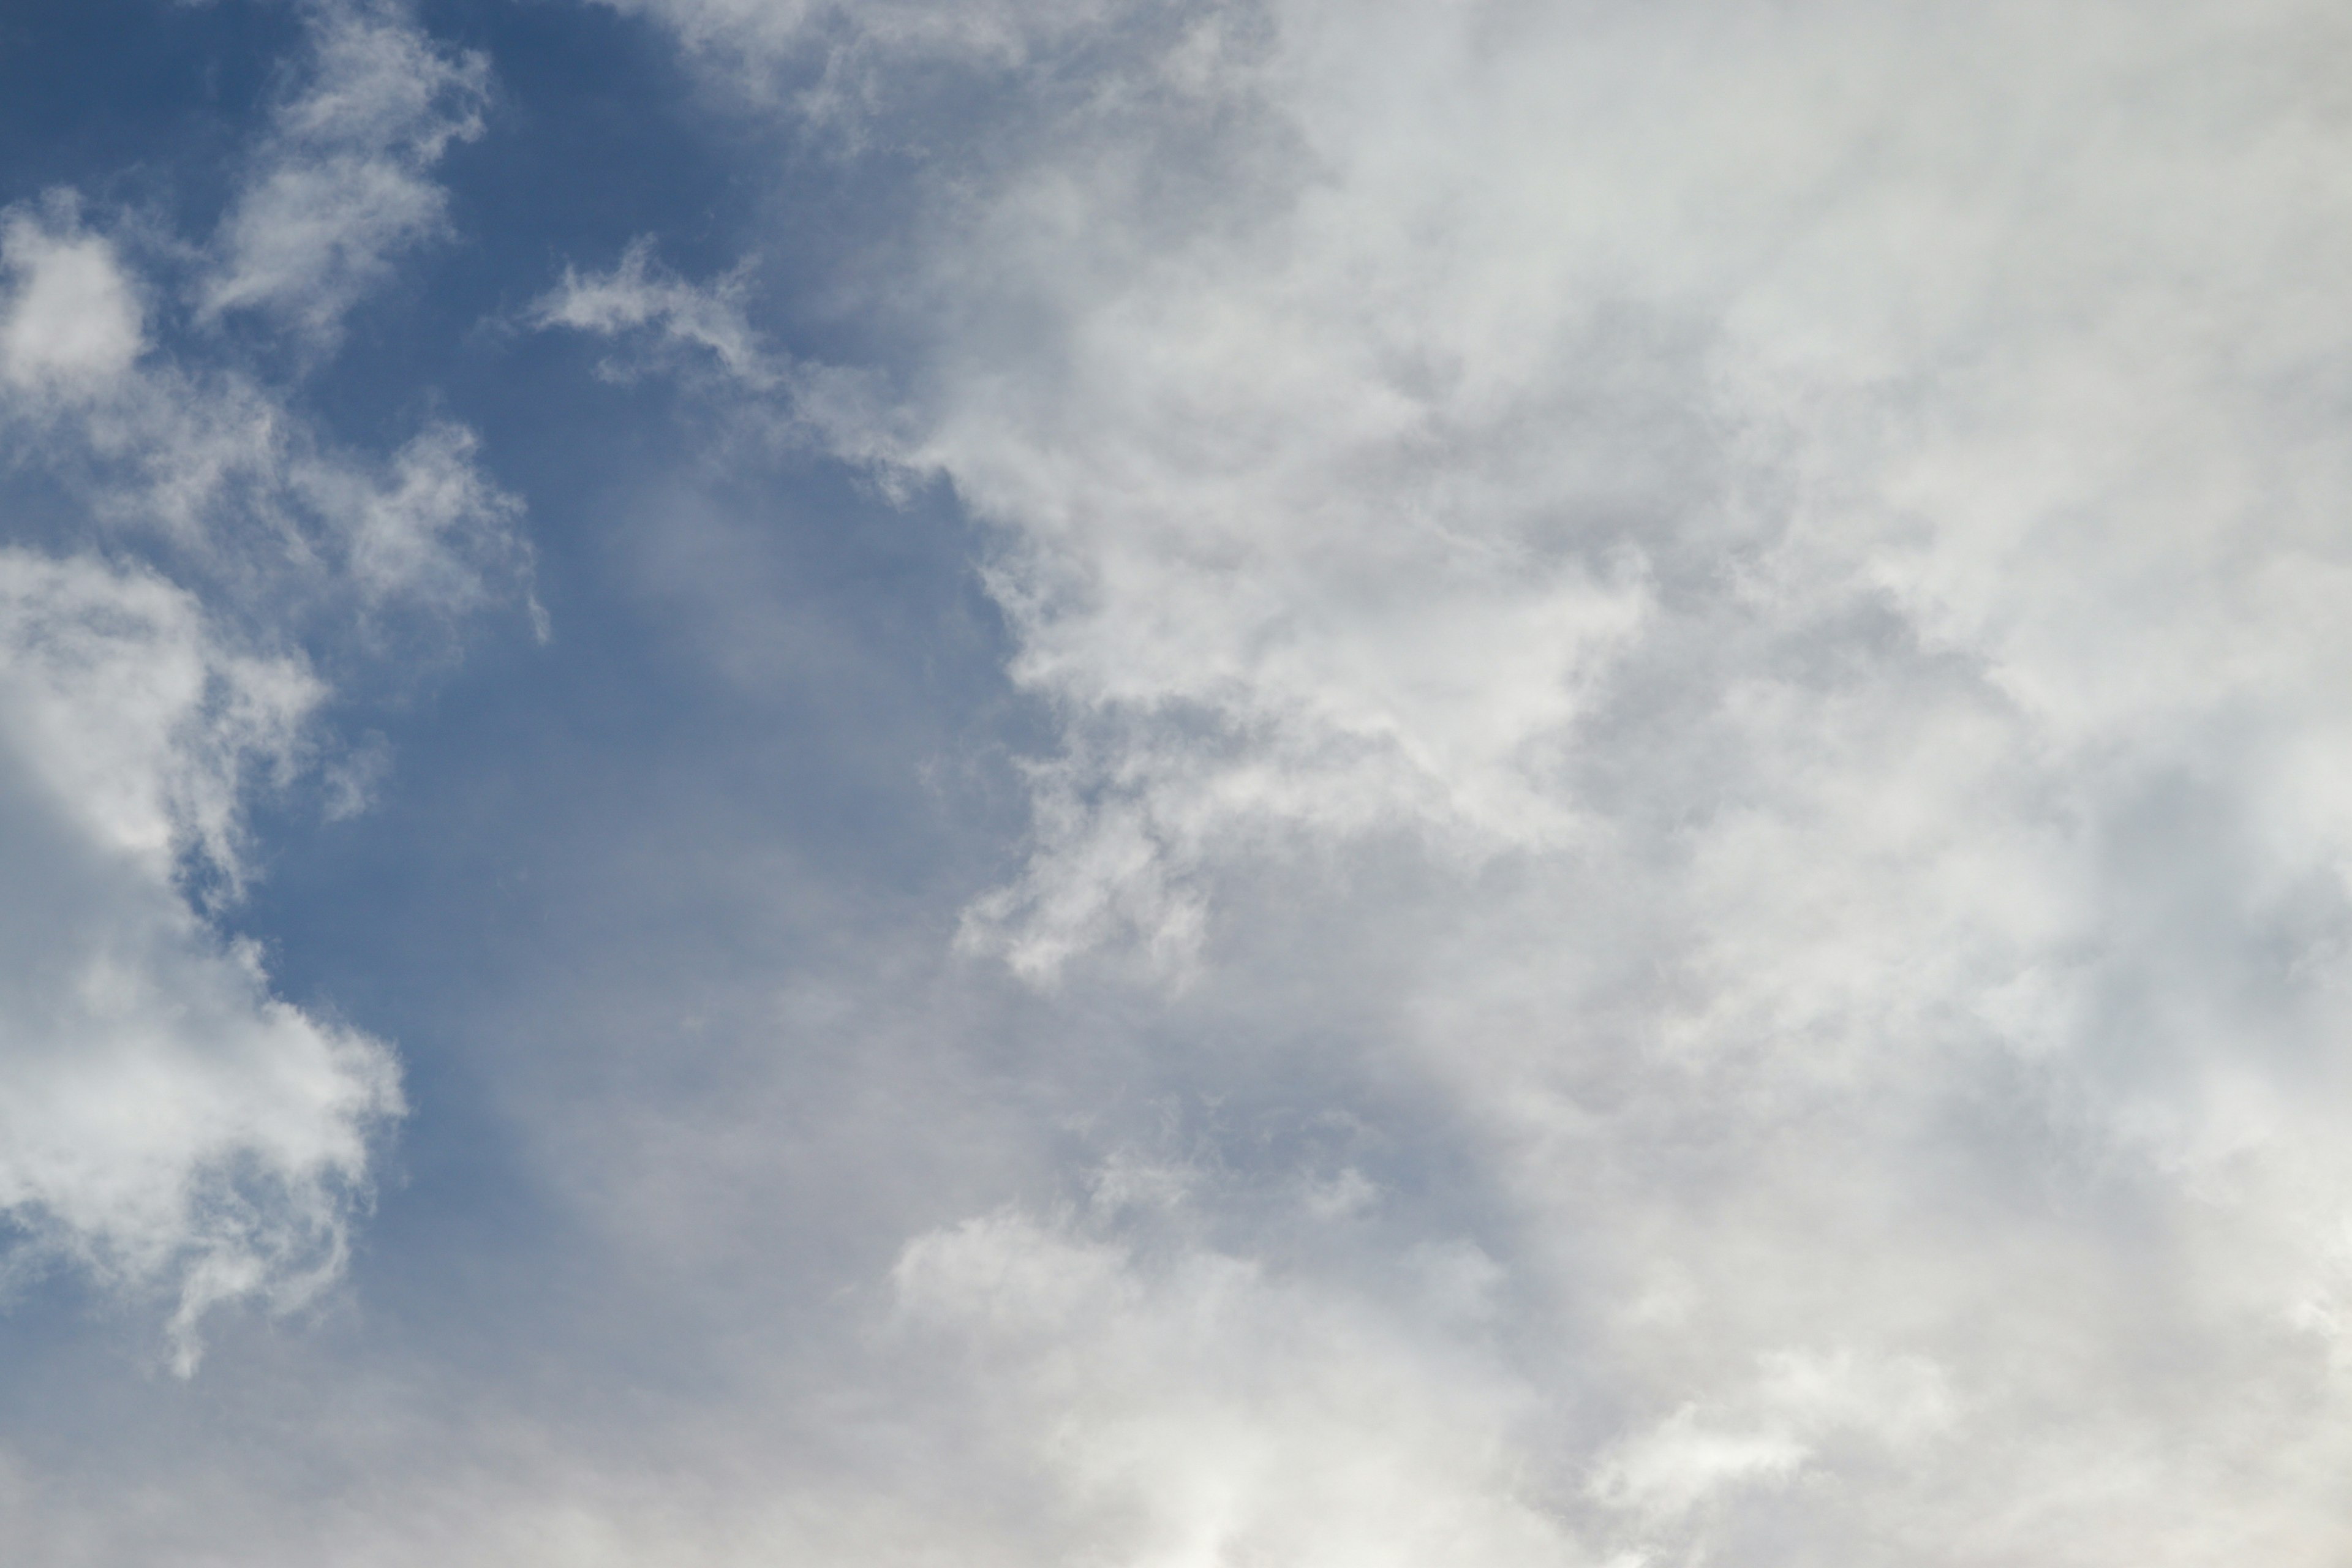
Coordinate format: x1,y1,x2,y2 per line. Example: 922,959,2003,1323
3,0,2352,1561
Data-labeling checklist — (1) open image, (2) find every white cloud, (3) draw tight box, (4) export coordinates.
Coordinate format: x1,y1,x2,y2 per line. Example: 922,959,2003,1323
586,0,2352,1558
291,419,531,625
1590,1349,1955,1523
202,0,489,342
0,199,143,391
0,550,399,1374
591,0,1124,116
0,6,521,1370
886,1199,1592,1568
0,199,530,638
532,238,772,386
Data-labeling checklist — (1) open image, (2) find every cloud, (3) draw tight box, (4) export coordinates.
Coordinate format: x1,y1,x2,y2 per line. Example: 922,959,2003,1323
532,238,772,386
590,0,1129,116
1589,1349,1955,1524
0,5,521,1369
19,0,2346,1558
1,197,530,641
576,0,2352,1558
0,198,143,390
0,549,399,1375
290,420,532,628
886,1197,1592,1568
202,0,490,342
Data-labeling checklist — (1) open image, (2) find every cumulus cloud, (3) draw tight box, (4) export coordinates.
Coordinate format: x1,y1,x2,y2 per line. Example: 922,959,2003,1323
34,0,2343,1555
572,0,2352,1558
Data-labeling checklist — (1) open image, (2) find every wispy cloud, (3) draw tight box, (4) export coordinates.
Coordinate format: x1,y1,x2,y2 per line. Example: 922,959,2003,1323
532,238,771,385
201,0,489,344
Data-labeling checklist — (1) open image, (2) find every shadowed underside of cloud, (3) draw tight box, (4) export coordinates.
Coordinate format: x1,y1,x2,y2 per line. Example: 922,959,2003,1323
534,0,2352,1560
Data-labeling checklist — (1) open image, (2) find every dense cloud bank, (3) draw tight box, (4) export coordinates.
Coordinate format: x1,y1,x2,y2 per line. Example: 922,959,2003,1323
6,0,2352,1561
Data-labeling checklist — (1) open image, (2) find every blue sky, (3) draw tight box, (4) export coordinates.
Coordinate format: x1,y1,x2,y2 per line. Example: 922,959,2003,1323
6,1,2352,1561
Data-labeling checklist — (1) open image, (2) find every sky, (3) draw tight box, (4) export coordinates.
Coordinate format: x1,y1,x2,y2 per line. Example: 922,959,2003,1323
2,0,2352,1561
